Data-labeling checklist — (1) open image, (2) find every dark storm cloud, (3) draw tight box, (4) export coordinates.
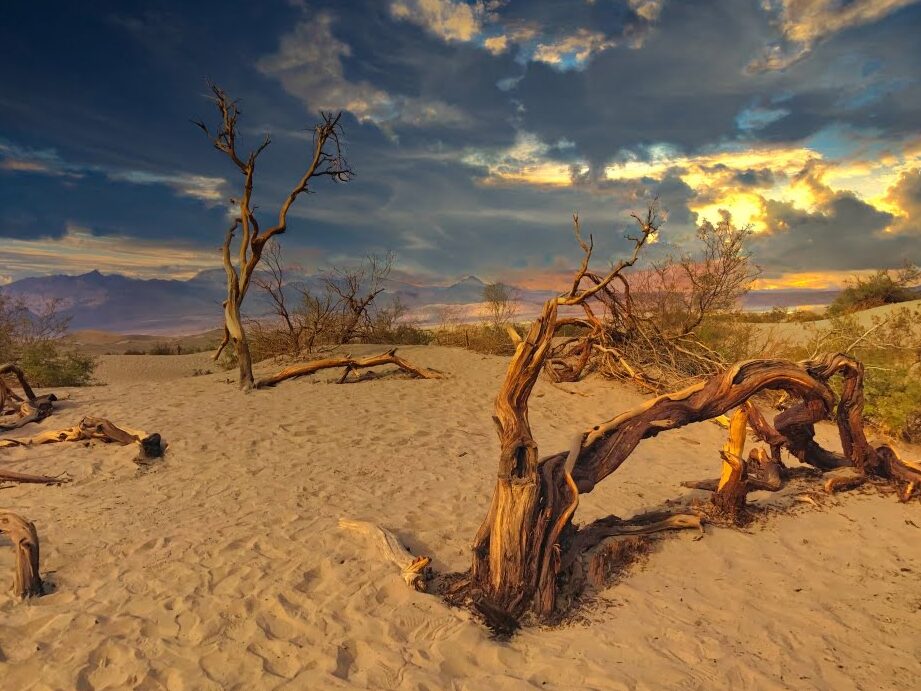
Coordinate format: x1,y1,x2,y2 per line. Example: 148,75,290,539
753,191,918,274
0,0,919,284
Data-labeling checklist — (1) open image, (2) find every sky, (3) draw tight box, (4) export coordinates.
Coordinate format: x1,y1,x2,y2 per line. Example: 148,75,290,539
1,0,920,291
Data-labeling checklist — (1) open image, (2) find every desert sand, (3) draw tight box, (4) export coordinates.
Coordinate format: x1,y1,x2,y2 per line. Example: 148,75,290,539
2,344,920,689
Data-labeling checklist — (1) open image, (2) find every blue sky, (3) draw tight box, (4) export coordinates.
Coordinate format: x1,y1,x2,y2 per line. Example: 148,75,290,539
1,0,920,290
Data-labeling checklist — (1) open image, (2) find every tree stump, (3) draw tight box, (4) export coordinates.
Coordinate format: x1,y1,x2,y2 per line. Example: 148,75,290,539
0,513,43,598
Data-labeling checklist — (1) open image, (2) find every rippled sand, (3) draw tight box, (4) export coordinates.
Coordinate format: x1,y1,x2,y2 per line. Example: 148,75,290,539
2,345,920,689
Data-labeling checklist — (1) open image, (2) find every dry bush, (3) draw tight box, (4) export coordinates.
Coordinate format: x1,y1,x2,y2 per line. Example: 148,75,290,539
547,204,762,389
483,282,519,329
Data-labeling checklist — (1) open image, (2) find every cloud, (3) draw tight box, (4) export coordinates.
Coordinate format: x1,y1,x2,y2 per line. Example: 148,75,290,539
389,0,484,42
388,0,658,70
0,139,226,205
883,167,921,234
105,171,226,203
531,29,617,70
0,224,220,281
258,13,468,130
463,131,589,186
751,168,921,274
749,0,921,72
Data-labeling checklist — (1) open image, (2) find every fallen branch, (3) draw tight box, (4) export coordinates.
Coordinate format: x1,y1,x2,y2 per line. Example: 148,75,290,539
255,348,442,388
0,468,70,485
0,416,164,463
0,512,43,598
339,518,431,591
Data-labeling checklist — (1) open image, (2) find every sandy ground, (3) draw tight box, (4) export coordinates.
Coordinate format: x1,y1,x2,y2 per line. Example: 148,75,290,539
2,345,921,690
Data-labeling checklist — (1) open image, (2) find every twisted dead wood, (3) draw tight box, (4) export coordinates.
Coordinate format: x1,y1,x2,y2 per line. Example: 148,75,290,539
0,364,56,431
0,512,43,598
255,349,442,388
0,416,163,463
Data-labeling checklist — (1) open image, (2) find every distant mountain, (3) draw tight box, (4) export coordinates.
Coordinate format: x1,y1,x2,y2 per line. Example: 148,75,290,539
2,269,845,334
1,270,554,334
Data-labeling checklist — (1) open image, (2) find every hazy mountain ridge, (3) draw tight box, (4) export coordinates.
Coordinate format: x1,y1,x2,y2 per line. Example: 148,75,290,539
3,269,845,335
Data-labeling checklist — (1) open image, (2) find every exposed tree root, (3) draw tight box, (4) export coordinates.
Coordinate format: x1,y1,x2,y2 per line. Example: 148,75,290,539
255,348,443,388
339,519,431,591
0,512,43,598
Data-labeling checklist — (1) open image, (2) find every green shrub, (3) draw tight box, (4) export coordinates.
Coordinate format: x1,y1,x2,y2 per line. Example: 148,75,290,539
860,366,921,443
828,265,920,315
17,341,96,387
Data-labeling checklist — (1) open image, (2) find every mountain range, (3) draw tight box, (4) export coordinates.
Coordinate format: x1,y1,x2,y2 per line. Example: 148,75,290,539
2,269,843,335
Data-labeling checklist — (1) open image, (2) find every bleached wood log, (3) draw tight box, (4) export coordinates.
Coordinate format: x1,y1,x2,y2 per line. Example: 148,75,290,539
339,518,431,592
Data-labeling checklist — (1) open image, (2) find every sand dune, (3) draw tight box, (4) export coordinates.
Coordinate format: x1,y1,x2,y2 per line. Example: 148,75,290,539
2,345,920,689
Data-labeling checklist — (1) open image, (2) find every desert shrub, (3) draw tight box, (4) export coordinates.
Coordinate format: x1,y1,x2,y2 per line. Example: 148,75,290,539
432,323,521,355
124,348,145,355
0,291,96,386
827,264,920,315
147,342,175,355
16,340,96,387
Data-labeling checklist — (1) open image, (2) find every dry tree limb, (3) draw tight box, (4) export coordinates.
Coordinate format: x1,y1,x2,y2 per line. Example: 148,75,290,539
339,518,431,592
0,468,69,485
0,363,37,402
255,348,442,388
0,512,43,598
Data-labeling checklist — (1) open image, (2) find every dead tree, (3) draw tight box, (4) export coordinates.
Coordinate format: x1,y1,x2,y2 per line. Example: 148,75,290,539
195,83,352,390
0,512,43,598
325,253,393,344
343,208,919,630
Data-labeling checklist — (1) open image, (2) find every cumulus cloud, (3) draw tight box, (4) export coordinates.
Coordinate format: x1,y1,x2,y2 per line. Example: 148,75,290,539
258,13,468,130
749,0,920,72
531,29,617,70
389,0,483,42
463,131,589,186
883,167,921,234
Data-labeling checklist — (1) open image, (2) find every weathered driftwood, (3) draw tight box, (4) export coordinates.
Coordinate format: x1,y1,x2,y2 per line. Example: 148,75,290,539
0,512,43,598
0,416,163,463
255,349,442,389
339,518,431,591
